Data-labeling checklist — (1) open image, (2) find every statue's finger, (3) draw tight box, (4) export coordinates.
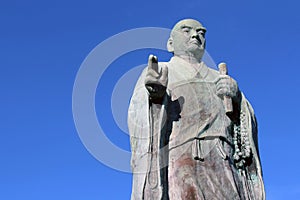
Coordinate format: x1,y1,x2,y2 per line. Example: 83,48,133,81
214,75,229,84
148,54,158,73
161,65,168,81
216,83,227,90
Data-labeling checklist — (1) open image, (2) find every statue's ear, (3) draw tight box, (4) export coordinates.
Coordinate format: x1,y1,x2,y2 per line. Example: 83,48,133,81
167,37,174,53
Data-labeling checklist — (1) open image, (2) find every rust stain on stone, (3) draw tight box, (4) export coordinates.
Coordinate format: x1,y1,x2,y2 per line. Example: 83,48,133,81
174,155,195,168
182,186,198,200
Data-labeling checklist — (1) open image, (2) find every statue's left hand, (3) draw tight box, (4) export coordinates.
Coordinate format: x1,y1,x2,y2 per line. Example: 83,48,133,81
215,75,239,100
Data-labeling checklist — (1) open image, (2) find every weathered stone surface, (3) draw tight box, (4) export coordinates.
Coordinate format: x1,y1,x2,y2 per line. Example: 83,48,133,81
128,19,265,200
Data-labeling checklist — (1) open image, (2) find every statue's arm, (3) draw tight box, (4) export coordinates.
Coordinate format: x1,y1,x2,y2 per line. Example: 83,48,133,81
128,55,168,168
215,73,242,122
144,55,168,103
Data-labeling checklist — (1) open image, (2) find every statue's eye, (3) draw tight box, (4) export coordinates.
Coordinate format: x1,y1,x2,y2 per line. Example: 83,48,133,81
182,28,190,33
197,29,205,36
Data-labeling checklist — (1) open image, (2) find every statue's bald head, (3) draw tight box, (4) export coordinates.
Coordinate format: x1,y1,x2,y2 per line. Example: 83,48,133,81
167,19,206,61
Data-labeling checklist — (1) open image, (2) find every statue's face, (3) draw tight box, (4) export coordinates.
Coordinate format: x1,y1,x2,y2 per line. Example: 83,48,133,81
170,19,206,59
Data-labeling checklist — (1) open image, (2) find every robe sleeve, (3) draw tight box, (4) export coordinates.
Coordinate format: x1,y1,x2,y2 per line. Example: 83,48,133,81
128,64,169,200
128,68,149,200
241,94,266,200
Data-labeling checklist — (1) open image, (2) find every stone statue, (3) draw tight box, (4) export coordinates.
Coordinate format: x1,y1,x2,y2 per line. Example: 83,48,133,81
128,19,265,200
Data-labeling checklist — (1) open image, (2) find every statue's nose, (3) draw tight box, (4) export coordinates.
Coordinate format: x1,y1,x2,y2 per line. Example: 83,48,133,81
191,29,198,38
191,30,201,44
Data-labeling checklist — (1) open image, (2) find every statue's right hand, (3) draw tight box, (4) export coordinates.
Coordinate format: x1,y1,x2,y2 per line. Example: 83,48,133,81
144,54,168,99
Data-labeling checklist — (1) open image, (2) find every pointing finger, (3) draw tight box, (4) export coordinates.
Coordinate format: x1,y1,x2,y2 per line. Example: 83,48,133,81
148,54,158,73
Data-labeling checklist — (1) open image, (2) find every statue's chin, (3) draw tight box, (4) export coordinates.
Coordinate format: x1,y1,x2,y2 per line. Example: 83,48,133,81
174,48,205,62
186,48,205,61
189,47,204,54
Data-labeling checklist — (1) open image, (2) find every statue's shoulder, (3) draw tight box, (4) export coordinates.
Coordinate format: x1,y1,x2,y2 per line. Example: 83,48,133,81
205,64,219,76
158,61,169,67
201,63,220,81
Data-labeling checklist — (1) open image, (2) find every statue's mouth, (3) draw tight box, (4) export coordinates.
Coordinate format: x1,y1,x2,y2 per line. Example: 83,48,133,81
190,39,201,46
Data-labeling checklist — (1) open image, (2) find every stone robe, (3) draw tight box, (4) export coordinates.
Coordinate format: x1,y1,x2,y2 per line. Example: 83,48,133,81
128,56,265,200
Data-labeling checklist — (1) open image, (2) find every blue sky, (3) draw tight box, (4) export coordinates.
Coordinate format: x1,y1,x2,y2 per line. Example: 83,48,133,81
1,0,300,199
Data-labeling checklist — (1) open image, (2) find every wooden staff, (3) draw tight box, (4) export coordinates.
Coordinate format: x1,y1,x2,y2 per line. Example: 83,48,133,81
218,62,233,114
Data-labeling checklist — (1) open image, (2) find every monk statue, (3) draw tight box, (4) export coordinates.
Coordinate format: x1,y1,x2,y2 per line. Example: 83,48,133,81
128,19,265,200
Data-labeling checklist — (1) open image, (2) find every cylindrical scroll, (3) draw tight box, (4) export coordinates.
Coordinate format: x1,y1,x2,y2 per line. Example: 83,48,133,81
218,62,233,114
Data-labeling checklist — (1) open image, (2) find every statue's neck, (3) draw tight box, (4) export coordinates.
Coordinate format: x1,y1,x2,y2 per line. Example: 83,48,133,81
175,54,202,64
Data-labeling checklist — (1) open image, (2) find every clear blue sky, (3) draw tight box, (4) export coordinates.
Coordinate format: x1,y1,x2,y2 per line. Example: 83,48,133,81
1,0,300,199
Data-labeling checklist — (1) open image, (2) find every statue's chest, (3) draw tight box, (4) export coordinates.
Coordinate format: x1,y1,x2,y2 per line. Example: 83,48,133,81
168,80,221,121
